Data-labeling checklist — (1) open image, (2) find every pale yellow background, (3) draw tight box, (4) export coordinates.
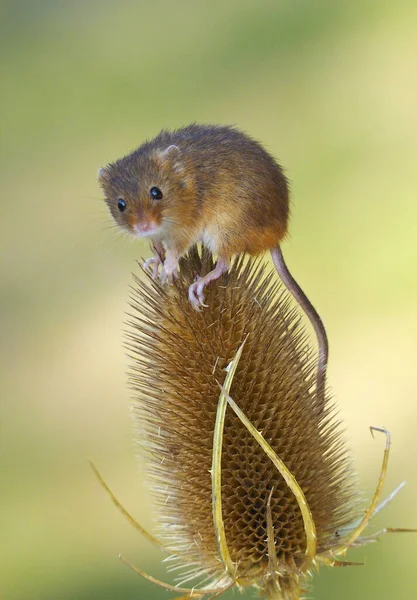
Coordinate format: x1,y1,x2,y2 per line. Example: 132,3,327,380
1,1,416,598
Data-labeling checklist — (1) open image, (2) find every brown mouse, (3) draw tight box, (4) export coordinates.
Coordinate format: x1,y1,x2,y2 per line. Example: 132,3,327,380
98,123,328,400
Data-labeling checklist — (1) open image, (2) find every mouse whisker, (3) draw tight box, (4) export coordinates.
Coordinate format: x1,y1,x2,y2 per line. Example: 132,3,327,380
102,223,122,232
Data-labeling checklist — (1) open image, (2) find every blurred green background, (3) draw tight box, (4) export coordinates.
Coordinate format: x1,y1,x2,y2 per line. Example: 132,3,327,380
1,1,416,598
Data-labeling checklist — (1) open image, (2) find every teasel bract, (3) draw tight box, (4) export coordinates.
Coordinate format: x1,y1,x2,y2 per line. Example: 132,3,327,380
94,247,413,600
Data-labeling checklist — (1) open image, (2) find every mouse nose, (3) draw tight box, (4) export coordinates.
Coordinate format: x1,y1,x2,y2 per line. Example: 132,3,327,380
138,221,151,231
134,220,155,235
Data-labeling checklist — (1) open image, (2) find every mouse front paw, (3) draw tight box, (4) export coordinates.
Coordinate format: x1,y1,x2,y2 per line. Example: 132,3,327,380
159,252,179,285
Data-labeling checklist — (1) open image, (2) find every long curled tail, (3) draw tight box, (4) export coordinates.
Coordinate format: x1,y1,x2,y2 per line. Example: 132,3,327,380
271,246,328,409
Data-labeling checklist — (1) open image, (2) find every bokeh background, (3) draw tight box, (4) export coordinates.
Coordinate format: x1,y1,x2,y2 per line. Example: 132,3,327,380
1,1,416,598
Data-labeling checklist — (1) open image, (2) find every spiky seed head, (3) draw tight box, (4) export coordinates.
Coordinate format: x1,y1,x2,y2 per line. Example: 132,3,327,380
127,247,358,597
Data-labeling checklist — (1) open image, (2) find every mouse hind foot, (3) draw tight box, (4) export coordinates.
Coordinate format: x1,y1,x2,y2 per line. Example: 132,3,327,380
188,257,230,309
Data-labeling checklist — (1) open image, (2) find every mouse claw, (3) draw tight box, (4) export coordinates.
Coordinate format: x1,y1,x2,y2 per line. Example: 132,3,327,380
188,280,208,309
143,257,154,270
159,270,171,285
143,255,162,279
160,265,178,286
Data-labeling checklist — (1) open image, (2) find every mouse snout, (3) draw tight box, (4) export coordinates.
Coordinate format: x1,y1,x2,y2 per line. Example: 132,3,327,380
135,221,153,233
127,213,159,237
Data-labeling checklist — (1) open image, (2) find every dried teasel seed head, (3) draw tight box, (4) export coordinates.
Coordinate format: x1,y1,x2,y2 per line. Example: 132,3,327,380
127,247,359,598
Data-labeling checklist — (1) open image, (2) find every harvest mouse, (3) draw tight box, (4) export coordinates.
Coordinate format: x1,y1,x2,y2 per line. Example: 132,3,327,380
98,123,328,399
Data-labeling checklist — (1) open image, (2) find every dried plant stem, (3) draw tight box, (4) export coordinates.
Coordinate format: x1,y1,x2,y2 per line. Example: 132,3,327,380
119,554,204,596
211,340,247,579
345,426,391,546
318,427,416,561
317,426,390,562
89,460,162,548
224,391,317,573
266,488,279,573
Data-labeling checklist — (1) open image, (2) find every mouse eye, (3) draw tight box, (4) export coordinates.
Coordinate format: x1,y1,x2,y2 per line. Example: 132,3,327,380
117,198,127,212
150,186,163,200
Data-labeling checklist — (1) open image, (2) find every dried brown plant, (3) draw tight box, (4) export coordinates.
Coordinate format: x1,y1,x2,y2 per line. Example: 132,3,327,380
93,247,413,599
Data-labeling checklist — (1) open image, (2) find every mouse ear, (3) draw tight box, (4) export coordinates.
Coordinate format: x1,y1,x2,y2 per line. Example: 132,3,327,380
155,145,185,175
97,167,108,184
159,144,180,159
